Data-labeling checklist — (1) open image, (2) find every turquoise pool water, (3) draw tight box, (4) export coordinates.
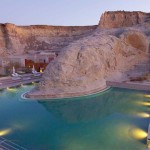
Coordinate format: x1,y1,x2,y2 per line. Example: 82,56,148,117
0,85,149,150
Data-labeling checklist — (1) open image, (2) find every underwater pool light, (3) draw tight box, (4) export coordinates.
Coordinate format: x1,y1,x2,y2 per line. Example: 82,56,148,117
0,128,11,136
129,127,147,140
6,87,17,92
145,94,150,98
137,101,150,106
136,112,150,118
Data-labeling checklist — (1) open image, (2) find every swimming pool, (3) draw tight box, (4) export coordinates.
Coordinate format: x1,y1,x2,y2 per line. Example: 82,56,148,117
0,85,149,150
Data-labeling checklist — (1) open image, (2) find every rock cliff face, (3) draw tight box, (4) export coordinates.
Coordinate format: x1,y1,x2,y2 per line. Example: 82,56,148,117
0,23,97,55
99,11,150,28
1,11,150,56
25,10,150,99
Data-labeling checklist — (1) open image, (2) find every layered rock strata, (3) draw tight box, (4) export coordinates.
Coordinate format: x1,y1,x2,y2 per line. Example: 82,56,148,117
99,11,150,28
0,23,97,55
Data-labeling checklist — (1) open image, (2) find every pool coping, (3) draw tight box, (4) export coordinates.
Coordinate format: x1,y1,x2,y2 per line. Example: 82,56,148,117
22,80,150,100
106,81,150,91
21,86,111,100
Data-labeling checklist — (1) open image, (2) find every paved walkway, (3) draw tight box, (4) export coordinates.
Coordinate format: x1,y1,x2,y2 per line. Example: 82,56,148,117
0,74,42,90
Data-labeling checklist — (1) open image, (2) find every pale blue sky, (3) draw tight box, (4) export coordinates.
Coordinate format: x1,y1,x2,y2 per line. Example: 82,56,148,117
0,0,149,26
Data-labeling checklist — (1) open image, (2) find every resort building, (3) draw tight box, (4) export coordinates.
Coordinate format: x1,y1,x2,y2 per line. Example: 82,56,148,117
0,51,57,75
25,51,57,71
27,51,56,63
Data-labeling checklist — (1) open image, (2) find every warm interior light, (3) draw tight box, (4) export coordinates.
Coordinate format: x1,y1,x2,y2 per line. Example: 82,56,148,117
7,87,17,92
0,128,11,136
40,69,43,73
129,128,147,140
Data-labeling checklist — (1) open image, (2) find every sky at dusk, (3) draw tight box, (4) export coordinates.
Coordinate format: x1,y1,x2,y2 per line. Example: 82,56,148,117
0,0,149,26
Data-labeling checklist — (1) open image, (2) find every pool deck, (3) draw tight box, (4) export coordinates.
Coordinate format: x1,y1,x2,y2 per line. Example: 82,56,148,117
0,74,42,90
106,81,150,91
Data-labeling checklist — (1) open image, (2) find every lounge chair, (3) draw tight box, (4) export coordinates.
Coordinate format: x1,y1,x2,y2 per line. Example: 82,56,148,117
12,73,21,80
32,70,41,76
12,73,20,77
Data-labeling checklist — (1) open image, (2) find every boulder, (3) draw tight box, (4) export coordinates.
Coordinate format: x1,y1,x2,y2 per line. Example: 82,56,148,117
27,31,148,99
120,31,149,52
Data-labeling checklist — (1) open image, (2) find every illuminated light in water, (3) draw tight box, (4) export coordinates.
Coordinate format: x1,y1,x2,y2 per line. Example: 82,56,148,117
129,128,147,140
136,112,150,118
6,87,17,92
145,94,150,98
21,84,27,88
12,123,24,130
137,101,150,106
0,128,11,136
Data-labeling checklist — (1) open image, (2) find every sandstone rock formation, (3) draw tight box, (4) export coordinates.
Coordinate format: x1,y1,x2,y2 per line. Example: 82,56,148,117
27,30,149,99
0,11,150,99
0,11,150,56
99,11,150,28
0,23,97,55
26,11,150,99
